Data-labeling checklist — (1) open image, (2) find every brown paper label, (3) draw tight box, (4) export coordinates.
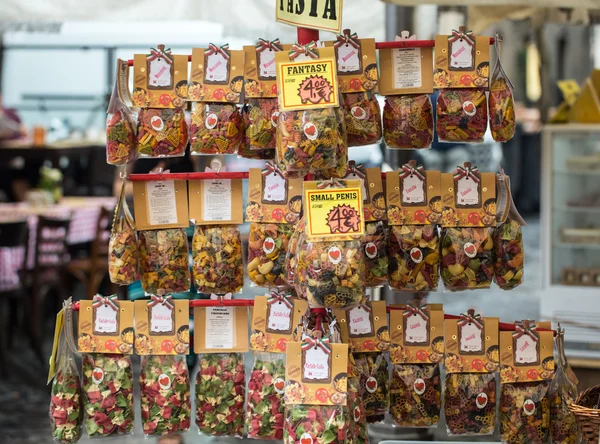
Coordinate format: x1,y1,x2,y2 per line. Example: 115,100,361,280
194,305,249,353
244,41,291,98
188,46,245,103
444,314,499,373
387,164,442,225
134,298,190,355
245,166,302,224
500,321,554,383
133,47,188,109
77,298,134,354
324,34,378,93
133,180,189,230
434,31,490,89
379,45,433,95
285,341,348,405
250,293,308,353
188,178,243,225
334,301,390,353
440,166,496,227
389,304,444,364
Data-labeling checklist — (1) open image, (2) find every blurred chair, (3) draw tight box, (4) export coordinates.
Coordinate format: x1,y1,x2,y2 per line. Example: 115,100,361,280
67,207,114,300
0,220,29,376
22,215,71,366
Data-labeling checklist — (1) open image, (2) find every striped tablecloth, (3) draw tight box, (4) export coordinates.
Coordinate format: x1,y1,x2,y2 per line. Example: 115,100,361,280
0,197,116,292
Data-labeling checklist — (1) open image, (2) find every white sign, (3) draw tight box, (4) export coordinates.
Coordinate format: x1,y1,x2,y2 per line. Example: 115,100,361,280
203,179,232,221
259,49,277,79
348,306,373,336
148,57,172,88
456,176,480,206
405,313,428,344
205,307,234,349
205,52,229,82
94,304,118,334
263,172,287,202
337,44,361,73
460,322,483,353
450,40,474,70
150,303,174,333
146,181,178,226
393,48,422,89
303,346,330,381
402,174,425,204
267,301,292,332
515,335,538,365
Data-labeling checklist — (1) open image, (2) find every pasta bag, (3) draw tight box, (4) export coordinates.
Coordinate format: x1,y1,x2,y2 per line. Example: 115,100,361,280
347,375,369,443
82,354,134,438
140,354,191,437
354,352,389,423
243,97,279,151
192,224,244,294
363,221,389,288
190,102,243,155
342,91,382,147
137,107,188,157
106,59,137,166
196,353,246,437
49,321,83,444
108,181,138,286
248,223,294,287
436,88,487,143
383,94,434,149
500,381,551,444
489,34,516,142
246,353,286,440
139,228,190,295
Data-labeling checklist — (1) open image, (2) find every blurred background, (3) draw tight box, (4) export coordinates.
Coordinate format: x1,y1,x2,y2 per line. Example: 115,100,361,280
0,0,599,442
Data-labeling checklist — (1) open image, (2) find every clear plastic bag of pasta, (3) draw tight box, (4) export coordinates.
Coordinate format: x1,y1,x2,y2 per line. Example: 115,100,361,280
190,102,243,155
49,325,83,444
354,352,389,423
196,353,245,438
390,363,441,427
192,225,244,294
246,352,286,440
341,91,382,147
248,223,293,287
494,218,524,290
298,239,365,309
108,182,138,286
106,81,137,165
284,404,350,444
139,229,190,296
82,353,134,438
276,108,339,174
140,354,191,437
444,373,497,436
489,38,516,143
244,97,279,150
347,375,369,443
285,219,305,287
383,94,434,149
500,381,551,444
319,106,349,179
440,227,494,291
137,107,188,157
388,225,439,292
362,221,388,288
436,89,488,143
549,329,580,444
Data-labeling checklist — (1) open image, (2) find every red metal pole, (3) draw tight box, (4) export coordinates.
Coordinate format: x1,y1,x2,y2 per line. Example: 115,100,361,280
296,27,320,45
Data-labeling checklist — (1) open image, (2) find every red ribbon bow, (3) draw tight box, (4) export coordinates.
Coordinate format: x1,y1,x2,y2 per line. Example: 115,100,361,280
449,28,475,46
92,294,119,311
289,42,319,60
147,295,174,310
346,161,366,180
267,290,294,309
210,293,233,301
457,309,484,329
147,46,173,64
513,322,539,342
206,43,230,59
334,29,360,49
402,303,429,320
301,336,331,354
399,163,426,181
261,162,285,177
317,178,346,189
453,164,480,183
256,38,282,53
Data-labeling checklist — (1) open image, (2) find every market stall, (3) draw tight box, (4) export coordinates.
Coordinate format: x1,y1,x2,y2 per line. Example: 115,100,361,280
45,2,599,444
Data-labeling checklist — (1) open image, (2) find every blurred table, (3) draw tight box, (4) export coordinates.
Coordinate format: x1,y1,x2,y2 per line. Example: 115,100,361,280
0,196,116,291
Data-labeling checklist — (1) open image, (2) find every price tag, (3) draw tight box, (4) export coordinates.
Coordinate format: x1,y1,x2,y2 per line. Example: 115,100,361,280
304,185,364,239
277,57,339,111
